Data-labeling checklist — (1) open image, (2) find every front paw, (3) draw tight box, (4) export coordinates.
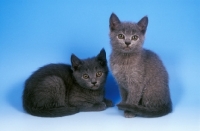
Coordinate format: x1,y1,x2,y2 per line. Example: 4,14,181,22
93,102,106,111
104,99,114,107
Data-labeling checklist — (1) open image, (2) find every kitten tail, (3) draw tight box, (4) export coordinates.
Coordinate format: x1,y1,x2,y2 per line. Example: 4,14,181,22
117,103,172,118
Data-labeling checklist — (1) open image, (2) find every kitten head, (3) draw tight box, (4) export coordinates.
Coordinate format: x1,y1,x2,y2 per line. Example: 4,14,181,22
71,48,108,90
109,13,148,54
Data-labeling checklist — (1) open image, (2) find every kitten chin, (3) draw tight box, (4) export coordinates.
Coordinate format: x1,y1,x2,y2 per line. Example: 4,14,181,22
121,47,140,54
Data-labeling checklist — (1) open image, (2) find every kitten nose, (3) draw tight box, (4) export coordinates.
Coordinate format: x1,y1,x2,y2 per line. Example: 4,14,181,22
125,41,131,46
91,81,97,85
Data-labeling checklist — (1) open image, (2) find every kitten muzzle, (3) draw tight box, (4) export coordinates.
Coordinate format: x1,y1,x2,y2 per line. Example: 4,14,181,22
90,84,99,90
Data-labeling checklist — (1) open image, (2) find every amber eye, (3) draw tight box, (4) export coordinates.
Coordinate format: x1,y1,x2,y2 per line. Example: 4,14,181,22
132,35,139,41
118,34,125,39
96,71,102,77
83,74,89,79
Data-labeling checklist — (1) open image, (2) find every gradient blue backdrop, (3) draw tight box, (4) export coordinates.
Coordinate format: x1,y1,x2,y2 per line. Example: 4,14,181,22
0,0,199,131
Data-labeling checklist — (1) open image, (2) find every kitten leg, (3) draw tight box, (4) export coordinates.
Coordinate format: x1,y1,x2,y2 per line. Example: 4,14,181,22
104,98,114,107
118,87,128,105
126,84,143,105
92,102,107,111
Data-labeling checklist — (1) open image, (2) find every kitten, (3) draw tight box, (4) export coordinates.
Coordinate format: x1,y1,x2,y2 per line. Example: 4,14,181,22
23,48,113,117
109,13,172,118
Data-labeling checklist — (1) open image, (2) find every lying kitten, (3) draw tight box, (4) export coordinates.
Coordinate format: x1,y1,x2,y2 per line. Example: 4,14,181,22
109,13,172,118
23,49,113,117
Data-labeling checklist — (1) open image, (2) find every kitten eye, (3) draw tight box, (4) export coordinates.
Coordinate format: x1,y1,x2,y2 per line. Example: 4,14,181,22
96,71,102,77
132,35,139,41
83,74,89,79
118,34,125,39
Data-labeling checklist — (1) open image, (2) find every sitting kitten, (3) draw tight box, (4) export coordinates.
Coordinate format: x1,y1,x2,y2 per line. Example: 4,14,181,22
109,13,172,118
23,49,113,117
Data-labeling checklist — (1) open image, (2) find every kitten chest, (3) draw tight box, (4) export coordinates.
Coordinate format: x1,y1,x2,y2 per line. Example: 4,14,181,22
110,55,144,88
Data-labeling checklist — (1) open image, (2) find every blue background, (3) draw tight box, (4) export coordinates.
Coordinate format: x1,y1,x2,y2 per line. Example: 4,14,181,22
0,0,199,131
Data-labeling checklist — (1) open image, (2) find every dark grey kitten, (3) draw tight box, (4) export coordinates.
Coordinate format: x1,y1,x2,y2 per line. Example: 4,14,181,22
23,49,113,117
109,13,172,118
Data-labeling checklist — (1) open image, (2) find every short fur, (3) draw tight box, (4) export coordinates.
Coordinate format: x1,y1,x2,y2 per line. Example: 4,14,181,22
23,49,113,117
109,13,172,118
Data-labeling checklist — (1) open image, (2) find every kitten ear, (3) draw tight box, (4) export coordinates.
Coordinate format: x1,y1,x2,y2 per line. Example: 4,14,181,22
71,54,83,71
137,16,148,34
109,13,121,31
97,48,107,66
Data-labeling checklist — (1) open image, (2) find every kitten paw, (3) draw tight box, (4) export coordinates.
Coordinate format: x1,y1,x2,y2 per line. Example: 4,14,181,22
93,102,106,111
124,110,136,118
104,99,114,107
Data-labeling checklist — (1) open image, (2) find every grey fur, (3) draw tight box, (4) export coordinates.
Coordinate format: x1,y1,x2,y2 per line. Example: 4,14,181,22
23,48,113,117
109,13,172,118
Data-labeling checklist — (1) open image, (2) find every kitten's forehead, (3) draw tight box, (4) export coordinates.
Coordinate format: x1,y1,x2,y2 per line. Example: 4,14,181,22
118,22,140,34
81,58,103,71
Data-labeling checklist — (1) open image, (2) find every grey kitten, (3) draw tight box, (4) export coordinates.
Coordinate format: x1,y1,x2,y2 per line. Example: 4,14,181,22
109,13,172,118
23,48,113,117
